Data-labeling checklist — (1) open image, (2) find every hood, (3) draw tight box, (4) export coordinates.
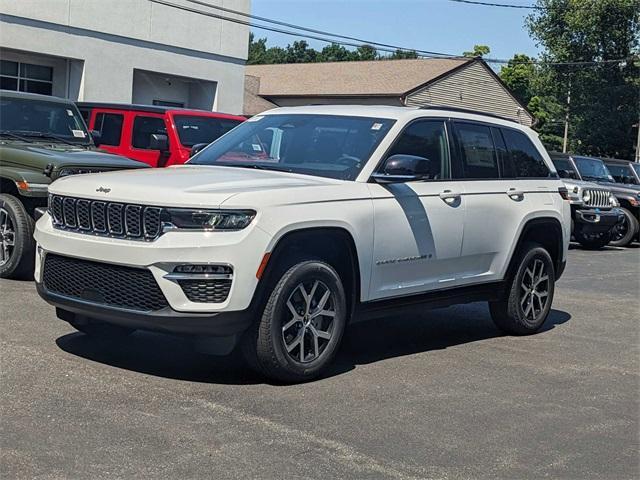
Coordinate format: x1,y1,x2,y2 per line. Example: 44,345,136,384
48,165,340,207
0,141,147,169
561,179,605,190
596,181,640,195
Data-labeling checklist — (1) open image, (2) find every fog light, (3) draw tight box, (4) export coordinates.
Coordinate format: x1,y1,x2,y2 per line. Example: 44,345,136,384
174,264,232,275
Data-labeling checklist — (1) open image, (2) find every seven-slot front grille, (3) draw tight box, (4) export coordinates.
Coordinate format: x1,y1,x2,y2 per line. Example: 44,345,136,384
49,194,162,240
583,189,610,208
177,279,232,303
43,254,168,311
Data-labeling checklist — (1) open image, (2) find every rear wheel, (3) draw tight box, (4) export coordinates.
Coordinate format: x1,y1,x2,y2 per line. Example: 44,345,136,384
574,229,611,250
0,194,35,279
609,208,639,247
242,259,347,383
490,243,555,335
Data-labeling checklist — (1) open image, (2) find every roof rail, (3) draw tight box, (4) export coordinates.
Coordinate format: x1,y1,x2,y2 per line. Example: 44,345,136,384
419,105,519,124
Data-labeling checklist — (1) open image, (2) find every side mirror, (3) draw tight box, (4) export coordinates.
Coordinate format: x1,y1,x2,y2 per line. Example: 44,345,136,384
90,130,102,147
149,133,169,152
372,154,432,184
190,142,209,157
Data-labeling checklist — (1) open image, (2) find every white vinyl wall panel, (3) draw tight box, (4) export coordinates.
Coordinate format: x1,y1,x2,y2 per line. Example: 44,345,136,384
405,62,533,126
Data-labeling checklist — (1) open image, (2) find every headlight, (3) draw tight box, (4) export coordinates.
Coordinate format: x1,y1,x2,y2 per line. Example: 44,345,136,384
582,191,591,203
164,208,256,231
609,194,619,207
58,168,75,177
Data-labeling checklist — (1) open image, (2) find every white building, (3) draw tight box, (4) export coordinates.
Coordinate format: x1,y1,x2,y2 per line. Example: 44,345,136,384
0,0,250,114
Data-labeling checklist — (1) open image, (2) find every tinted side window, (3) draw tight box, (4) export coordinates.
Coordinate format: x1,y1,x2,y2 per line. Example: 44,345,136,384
132,116,167,149
454,122,498,179
552,158,578,179
385,120,449,179
94,113,123,146
502,129,551,178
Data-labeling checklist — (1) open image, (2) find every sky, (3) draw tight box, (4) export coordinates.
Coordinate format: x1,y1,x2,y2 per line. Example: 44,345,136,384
251,0,541,64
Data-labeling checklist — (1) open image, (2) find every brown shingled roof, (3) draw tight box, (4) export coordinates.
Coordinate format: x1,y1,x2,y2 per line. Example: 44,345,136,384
245,58,471,97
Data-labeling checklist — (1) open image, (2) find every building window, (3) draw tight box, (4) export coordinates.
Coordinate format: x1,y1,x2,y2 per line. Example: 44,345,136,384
153,99,184,108
0,60,53,95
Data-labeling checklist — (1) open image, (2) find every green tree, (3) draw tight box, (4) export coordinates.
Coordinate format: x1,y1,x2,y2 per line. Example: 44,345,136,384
355,44,378,61
318,43,357,62
499,54,536,104
389,49,419,59
526,0,640,158
463,45,491,57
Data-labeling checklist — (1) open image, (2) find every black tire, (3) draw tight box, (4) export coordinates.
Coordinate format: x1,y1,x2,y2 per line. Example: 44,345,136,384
242,259,347,383
0,193,35,279
489,242,555,335
70,320,135,339
609,208,639,247
574,229,612,250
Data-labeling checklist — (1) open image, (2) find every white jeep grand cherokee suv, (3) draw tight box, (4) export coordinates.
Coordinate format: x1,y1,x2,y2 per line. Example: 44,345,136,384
35,106,570,382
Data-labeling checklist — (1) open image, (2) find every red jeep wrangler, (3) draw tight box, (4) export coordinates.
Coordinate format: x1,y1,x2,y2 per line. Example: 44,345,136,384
77,103,245,167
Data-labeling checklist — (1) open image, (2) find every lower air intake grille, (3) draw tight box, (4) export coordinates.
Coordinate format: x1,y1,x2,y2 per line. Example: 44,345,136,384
43,254,168,312
177,279,232,303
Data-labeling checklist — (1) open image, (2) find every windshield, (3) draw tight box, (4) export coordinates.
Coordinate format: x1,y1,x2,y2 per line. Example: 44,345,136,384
189,114,395,180
174,115,243,147
0,96,90,144
632,163,640,178
573,156,614,182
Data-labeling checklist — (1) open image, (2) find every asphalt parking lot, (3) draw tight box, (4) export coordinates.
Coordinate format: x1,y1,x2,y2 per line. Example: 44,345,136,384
1,245,638,479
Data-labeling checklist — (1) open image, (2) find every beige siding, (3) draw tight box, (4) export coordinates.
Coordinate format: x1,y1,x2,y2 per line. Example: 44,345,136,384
405,61,533,126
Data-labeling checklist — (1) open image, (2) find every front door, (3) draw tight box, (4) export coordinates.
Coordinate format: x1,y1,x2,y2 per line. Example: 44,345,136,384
368,119,466,300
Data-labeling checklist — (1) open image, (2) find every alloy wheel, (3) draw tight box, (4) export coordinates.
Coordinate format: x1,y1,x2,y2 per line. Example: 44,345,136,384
0,207,15,267
282,279,335,363
611,215,628,242
520,258,549,322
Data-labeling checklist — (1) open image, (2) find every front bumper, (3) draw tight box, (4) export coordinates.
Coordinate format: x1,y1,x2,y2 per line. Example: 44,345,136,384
573,207,624,235
34,213,272,314
37,283,253,336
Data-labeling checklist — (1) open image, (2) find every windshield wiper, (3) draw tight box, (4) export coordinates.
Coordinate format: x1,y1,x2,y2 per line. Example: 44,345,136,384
581,174,607,181
27,132,81,147
0,130,34,143
217,163,293,173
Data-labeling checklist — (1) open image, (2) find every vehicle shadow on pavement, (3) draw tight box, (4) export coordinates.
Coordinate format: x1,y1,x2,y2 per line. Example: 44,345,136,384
55,303,571,385
327,303,572,376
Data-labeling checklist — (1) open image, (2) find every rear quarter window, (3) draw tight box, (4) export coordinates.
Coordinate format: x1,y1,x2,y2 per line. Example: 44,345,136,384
501,129,552,178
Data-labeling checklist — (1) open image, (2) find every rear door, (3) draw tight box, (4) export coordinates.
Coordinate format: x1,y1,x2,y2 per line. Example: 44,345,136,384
368,119,466,300
450,121,555,285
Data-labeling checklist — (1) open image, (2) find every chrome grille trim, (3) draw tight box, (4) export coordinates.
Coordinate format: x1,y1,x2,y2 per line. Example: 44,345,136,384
49,194,164,241
584,189,610,208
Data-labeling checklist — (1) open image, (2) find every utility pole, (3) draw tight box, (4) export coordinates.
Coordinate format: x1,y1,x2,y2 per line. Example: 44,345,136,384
562,81,571,154
635,118,640,162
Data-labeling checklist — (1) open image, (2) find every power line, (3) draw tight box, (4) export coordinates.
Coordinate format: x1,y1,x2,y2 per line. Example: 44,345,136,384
448,0,540,8
183,0,458,58
150,0,634,68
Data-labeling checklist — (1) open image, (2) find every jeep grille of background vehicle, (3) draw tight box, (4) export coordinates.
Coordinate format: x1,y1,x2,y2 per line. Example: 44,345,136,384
583,189,610,208
43,254,168,311
177,279,232,303
49,194,162,240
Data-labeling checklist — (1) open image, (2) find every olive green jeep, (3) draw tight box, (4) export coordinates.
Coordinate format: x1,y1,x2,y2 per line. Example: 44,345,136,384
0,90,147,279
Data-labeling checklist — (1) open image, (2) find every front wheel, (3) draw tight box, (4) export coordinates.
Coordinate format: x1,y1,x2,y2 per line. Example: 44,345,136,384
242,260,347,383
0,194,35,279
609,208,639,247
490,243,555,335
574,229,611,250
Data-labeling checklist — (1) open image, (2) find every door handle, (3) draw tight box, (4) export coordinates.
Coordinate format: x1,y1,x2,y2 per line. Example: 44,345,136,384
507,188,524,199
439,190,461,203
